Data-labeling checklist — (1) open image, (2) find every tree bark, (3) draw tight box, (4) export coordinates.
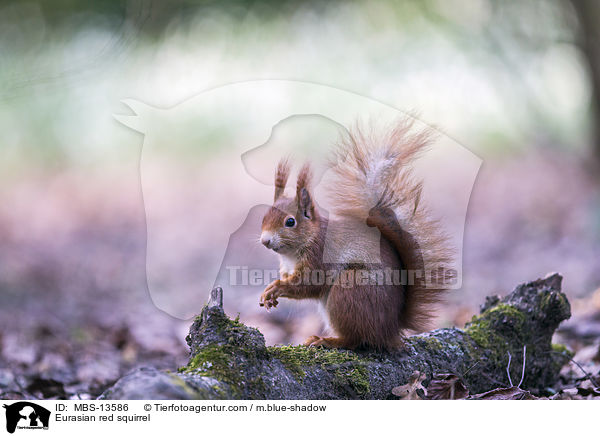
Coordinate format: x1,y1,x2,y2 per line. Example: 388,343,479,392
100,274,571,400
571,0,600,164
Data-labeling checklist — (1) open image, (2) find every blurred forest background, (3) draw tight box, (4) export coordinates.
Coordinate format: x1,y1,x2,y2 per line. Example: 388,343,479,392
1,0,600,399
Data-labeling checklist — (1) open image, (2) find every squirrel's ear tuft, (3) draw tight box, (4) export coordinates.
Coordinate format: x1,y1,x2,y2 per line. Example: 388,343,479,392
296,163,312,193
274,158,291,201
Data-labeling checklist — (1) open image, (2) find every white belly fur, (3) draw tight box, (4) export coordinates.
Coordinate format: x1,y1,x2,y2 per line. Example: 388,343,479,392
278,253,332,334
317,295,332,334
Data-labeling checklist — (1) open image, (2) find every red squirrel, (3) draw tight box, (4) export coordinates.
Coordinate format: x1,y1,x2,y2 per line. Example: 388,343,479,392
259,120,453,350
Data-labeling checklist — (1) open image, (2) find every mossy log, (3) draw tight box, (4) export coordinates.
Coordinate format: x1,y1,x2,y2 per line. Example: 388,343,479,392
100,274,572,399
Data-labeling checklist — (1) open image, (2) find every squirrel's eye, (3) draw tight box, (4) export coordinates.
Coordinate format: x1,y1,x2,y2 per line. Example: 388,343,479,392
284,217,296,227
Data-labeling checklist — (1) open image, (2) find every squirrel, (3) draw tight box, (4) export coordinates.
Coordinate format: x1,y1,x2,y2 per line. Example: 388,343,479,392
258,120,454,350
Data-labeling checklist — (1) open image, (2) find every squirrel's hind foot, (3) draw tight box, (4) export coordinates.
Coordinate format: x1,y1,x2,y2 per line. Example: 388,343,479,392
303,335,355,349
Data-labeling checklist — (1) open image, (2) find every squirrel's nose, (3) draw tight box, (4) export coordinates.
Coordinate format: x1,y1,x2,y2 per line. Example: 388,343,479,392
260,232,272,248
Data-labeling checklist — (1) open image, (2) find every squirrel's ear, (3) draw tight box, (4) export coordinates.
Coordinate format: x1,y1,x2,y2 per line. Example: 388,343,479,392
274,158,291,201
298,187,314,220
296,163,314,219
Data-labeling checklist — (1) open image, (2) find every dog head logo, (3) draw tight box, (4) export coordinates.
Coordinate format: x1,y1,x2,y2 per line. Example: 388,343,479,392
3,402,50,433
115,80,481,319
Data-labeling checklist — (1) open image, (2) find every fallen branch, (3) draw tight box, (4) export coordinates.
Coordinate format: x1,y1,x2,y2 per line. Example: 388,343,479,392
100,274,572,399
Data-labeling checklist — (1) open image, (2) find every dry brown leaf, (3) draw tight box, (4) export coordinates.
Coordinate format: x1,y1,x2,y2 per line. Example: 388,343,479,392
392,371,427,400
576,379,600,397
469,386,537,400
425,373,469,400
550,388,582,400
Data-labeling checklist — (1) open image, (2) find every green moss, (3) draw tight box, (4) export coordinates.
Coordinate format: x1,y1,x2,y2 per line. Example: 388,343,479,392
486,304,527,323
268,346,308,378
464,319,502,349
464,303,527,349
179,344,245,396
179,342,372,398
209,313,246,340
462,303,531,373
166,373,204,399
549,342,574,376
551,342,573,357
268,345,367,368
181,345,234,376
334,366,370,397
268,345,371,397
413,336,444,351
539,292,569,314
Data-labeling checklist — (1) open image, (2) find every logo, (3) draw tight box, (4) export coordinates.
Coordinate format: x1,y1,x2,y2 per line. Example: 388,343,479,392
2,402,50,433
116,81,481,319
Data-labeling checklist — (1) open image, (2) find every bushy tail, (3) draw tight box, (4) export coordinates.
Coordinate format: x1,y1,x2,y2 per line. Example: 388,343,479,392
327,119,454,332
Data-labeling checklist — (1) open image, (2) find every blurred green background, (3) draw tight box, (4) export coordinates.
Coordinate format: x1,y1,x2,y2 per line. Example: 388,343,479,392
1,0,599,173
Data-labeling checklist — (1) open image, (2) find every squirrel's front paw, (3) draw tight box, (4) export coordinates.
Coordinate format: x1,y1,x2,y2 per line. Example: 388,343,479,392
259,280,282,309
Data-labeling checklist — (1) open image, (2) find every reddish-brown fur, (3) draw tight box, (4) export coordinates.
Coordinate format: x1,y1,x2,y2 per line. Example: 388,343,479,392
259,119,453,350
